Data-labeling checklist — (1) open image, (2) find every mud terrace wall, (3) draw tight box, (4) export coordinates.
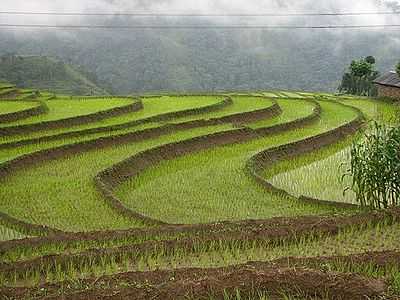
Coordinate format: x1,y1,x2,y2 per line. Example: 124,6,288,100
1,208,399,282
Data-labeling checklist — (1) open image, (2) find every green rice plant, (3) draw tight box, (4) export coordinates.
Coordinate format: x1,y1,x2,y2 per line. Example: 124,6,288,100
0,101,38,115
262,92,282,98
0,224,28,241
0,95,224,145
268,139,356,203
0,98,326,231
3,218,398,288
115,101,358,224
0,97,134,127
165,96,275,124
248,99,315,129
278,91,306,98
0,124,234,231
266,98,398,204
0,87,16,96
344,121,400,209
0,96,228,163
131,221,400,274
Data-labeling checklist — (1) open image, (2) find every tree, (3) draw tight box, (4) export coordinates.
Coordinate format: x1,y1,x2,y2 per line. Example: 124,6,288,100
365,56,376,65
396,62,400,77
339,56,379,96
350,59,373,77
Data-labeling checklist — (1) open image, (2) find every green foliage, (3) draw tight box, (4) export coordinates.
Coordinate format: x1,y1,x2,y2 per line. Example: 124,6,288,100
339,57,379,96
345,122,400,209
365,56,376,65
350,60,373,77
396,62,400,77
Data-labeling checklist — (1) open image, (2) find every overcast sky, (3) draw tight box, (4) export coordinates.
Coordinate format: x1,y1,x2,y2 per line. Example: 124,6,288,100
0,0,398,12
0,0,399,27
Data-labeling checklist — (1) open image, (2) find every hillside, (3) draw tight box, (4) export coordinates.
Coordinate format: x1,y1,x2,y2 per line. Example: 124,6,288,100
0,87,399,299
0,54,108,95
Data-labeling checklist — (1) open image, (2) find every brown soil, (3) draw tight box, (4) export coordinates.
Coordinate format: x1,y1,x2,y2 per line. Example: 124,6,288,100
1,208,399,282
1,203,398,258
269,250,400,269
1,257,392,300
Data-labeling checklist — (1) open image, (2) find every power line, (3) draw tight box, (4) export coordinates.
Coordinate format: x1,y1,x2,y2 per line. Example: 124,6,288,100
0,24,400,30
0,11,400,17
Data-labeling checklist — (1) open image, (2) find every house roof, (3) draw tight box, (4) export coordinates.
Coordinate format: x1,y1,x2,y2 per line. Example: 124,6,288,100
373,71,400,88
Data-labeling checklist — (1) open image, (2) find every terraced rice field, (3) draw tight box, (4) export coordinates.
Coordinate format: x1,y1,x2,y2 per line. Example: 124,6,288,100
0,87,399,300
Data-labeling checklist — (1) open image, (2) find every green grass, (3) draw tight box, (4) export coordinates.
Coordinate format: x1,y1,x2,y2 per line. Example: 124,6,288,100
0,101,38,115
266,99,398,204
0,97,135,127
0,124,233,232
0,96,224,144
115,101,359,224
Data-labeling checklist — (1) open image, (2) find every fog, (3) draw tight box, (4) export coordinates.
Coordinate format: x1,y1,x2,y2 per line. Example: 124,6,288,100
1,0,399,93
0,0,399,26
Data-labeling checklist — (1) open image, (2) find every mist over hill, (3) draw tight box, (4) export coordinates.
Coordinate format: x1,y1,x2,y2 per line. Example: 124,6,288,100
0,54,108,95
0,0,399,94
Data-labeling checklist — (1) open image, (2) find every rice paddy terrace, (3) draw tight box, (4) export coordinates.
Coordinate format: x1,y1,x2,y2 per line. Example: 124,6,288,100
0,83,399,300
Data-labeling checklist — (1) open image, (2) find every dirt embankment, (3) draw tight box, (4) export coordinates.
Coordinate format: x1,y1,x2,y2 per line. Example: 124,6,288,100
1,207,398,258
2,251,396,300
1,208,399,283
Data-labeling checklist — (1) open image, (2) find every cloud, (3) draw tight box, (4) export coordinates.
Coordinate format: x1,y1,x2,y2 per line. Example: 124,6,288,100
0,0,397,21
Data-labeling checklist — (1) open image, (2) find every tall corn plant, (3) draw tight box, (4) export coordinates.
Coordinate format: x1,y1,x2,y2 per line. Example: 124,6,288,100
345,122,400,209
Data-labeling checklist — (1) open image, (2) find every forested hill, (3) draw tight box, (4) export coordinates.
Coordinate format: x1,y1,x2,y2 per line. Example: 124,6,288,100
1,28,398,95
0,55,108,95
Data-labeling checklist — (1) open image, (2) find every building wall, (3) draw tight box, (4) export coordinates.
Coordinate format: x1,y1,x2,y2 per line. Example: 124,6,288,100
376,84,400,100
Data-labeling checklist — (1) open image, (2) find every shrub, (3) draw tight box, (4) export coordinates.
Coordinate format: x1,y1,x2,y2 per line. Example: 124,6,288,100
345,122,400,209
